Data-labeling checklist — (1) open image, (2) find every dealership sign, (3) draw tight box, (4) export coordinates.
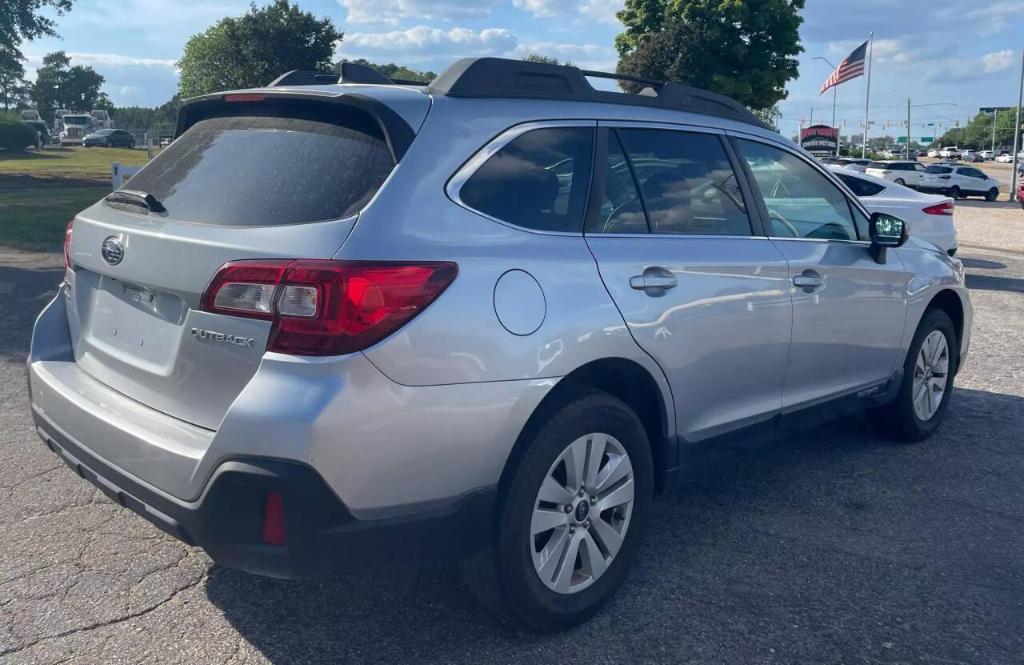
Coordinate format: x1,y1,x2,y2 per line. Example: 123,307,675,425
800,124,838,155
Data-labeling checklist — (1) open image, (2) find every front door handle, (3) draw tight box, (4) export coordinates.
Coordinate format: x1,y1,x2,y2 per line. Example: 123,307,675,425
793,270,824,291
630,267,677,295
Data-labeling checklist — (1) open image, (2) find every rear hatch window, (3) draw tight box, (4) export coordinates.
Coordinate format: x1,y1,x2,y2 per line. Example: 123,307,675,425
123,104,395,226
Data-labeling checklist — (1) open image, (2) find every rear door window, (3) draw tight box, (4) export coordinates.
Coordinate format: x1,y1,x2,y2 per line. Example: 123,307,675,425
121,105,397,226
459,127,594,232
836,173,885,197
606,128,752,236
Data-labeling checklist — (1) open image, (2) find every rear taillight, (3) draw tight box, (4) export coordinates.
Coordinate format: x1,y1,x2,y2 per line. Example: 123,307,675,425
63,220,73,270
923,201,954,216
201,259,458,356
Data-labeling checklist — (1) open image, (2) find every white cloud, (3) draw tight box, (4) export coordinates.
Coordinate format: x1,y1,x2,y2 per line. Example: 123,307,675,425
337,0,502,25
66,53,177,68
982,49,1016,73
342,26,518,56
512,0,623,23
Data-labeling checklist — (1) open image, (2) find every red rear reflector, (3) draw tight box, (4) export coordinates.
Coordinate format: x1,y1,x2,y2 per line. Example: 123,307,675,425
201,260,458,356
63,220,74,270
922,201,954,216
224,93,266,103
261,491,287,545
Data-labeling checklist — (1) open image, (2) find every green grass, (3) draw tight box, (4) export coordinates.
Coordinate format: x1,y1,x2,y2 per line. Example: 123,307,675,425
0,145,155,251
0,177,110,251
0,145,151,181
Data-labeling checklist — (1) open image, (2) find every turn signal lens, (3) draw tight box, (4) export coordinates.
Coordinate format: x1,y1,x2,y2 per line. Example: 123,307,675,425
201,260,458,356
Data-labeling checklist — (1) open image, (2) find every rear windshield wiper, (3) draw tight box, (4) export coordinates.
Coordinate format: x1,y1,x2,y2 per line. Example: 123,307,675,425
104,189,166,214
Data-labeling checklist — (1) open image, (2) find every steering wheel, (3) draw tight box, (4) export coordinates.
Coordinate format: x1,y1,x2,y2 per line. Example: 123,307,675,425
768,209,799,237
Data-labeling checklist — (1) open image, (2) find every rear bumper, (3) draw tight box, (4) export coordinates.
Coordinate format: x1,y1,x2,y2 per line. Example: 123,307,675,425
33,410,496,578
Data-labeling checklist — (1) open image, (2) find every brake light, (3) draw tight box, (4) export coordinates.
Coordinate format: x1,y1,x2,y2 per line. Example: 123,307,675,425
201,259,458,356
922,201,954,216
63,220,74,270
224,93,265,103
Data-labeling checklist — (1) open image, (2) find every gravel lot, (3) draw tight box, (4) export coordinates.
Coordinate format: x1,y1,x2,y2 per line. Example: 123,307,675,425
1,203,1022,664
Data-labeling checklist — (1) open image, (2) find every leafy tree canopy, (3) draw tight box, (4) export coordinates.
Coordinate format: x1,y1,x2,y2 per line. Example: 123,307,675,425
0,0,74,59
30,51,106,122
615,0,804,111
178,0,343,98
0,50,30,110
936,109,1023,150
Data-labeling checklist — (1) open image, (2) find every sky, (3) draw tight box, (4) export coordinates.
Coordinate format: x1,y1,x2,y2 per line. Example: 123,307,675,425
21,0,1024,141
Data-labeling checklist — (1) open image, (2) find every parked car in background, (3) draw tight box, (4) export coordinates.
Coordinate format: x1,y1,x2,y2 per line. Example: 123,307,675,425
939,146,960,159
865,160,927,188
960,150,982,163
830,167,957,255
920,163,1000,201
83,128,136,148
28,57,974,631
995,152,1013,163
979,150,995,160
927,149,940,158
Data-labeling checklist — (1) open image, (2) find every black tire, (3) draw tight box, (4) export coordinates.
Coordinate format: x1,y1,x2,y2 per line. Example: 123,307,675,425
948,186,961,200
460,390,653,631
874,309,957,441
985,188,998,202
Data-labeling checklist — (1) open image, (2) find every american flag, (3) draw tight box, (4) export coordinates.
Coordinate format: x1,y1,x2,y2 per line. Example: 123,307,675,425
820,41,868,94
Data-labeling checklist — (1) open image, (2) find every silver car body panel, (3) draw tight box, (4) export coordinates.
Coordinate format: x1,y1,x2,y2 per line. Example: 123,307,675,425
28,84,972,522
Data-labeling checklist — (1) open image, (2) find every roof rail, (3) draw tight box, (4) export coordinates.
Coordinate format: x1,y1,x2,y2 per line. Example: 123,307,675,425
268,70,339,87
425,57,767,129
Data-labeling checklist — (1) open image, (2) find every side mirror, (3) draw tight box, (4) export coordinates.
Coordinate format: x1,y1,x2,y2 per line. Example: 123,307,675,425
868,212,907,263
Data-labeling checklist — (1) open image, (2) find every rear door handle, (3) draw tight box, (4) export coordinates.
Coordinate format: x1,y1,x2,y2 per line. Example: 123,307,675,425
630,267,677,295
793,270,824,290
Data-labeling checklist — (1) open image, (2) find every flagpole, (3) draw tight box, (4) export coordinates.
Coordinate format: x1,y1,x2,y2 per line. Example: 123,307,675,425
862,32,874,158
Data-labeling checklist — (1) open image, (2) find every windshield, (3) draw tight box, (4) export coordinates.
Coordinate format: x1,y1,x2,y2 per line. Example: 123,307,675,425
63,116,90,125
926,166,952,174
122,105,397,226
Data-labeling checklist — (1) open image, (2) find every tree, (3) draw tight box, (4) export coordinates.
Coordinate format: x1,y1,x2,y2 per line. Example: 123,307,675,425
178,0,343,98
29,51,105,121
0,51,30,110
335,59,436,83
0,0,74,62
615,0,804,111
937,109,1022,150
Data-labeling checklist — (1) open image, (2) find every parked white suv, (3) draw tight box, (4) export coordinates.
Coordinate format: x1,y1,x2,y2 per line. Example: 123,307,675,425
865,160,927,189
979,150,995,160
920,163,1000,201
938,146,959,159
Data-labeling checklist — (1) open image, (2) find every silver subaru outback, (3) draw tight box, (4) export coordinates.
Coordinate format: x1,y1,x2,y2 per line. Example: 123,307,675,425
28,58,971,630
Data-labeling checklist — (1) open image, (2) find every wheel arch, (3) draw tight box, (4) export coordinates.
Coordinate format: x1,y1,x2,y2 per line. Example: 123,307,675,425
924,288,965,367
500,357,677,498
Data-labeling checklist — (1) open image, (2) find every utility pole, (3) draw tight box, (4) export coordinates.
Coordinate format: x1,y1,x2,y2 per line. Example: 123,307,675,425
907,98,912,159
1012,49,1023,202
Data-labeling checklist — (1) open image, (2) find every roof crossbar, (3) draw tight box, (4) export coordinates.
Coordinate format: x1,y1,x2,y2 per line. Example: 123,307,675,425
425,57,767,129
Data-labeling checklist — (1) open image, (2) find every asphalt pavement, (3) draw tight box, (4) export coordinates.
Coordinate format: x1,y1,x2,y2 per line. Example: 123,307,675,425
1,222,1023,663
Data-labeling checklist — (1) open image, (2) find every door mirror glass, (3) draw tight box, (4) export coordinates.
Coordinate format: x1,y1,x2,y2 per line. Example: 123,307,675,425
869,212,907,247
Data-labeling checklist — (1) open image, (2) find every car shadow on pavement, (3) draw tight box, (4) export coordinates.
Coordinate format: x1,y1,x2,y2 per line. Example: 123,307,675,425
965,273,1024,294
0,264,63,363
203,386,1024,664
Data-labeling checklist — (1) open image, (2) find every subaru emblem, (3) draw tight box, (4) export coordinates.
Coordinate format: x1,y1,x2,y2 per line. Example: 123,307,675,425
101,236,125,266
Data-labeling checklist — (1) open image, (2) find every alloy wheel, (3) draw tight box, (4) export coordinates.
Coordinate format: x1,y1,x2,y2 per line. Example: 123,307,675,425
530,433,635,594
912,330,949,421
